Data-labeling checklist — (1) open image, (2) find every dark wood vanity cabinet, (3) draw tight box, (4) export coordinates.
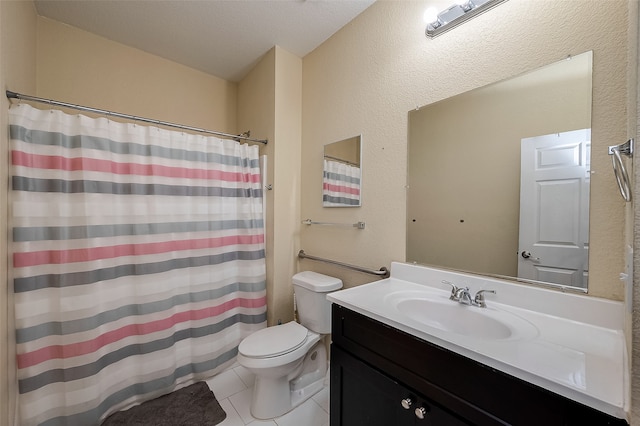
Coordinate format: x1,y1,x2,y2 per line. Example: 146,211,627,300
331,345,471,425
330,304,628,426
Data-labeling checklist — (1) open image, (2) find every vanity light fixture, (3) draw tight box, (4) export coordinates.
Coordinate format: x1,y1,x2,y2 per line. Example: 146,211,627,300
425,0,507,38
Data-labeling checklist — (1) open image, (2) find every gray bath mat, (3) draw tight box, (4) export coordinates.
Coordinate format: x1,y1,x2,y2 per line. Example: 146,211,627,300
102,381,226,426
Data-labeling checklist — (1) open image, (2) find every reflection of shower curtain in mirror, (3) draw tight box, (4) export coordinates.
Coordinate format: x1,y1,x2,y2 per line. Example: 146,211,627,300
9,104,267,425
322,160,361,206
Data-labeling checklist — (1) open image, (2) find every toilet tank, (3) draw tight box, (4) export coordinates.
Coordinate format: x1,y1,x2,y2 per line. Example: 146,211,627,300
293,271,343,334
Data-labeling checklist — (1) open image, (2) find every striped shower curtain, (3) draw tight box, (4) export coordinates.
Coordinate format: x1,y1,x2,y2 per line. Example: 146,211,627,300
9,103,267,425
322,159,361,206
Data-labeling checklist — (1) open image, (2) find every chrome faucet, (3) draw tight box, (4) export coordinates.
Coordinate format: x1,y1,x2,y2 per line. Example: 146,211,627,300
441,280,495,307
454,287,474,305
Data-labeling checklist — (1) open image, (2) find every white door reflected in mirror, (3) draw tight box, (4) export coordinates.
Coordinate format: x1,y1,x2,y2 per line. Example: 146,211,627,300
517,129,590,289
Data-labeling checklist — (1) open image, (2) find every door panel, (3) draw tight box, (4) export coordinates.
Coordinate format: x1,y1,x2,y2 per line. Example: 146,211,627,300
518,129,590,288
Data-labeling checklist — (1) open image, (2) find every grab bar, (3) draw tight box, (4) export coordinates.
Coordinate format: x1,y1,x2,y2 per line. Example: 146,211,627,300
298,250,389,278
608,139,634,202
302,219,366,229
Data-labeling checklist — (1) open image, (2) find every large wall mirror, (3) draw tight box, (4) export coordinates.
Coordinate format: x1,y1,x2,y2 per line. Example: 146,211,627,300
407,51,592,292
323,135,362,207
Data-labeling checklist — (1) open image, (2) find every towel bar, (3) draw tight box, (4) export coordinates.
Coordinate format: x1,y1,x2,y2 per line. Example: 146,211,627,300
608,139,634,202
301,219,365,229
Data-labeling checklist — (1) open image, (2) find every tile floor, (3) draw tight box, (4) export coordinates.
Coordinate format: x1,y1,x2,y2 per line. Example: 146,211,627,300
206,364,330,426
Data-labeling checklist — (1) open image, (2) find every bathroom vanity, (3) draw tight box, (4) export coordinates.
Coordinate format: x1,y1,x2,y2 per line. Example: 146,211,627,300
328,262,628,425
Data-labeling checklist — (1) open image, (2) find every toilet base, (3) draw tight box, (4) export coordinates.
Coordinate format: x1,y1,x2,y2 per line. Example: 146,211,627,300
250,341,327,419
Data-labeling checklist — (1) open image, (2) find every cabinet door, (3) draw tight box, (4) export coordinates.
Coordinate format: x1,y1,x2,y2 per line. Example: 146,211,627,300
330,345,471,426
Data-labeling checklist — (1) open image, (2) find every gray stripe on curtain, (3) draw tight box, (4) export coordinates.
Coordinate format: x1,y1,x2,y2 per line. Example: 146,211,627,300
323,170,361,184
13,176,263,197
16,280,266,343
14,250,266,292
19,313,266,394
322,195,361,205
13,219,264,242
10,124,260,168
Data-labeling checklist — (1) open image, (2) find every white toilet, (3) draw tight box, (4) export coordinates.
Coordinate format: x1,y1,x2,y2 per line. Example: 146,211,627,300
236,271,343,419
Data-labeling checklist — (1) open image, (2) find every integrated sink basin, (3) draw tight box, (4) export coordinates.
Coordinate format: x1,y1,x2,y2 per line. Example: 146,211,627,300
326,262,628,419
384,291,538,341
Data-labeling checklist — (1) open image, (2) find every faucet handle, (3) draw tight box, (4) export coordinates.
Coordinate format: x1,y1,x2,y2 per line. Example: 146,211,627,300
473,289,496,307
441,280,458,300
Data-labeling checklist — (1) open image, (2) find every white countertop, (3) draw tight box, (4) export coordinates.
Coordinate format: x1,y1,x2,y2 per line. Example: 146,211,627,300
327,262,628,420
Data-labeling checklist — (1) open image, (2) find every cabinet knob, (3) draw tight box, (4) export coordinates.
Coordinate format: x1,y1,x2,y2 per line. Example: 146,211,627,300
415,406,429,420
400,398,413,410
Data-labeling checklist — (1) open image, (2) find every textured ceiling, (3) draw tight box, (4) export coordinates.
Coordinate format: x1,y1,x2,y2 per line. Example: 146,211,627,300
34,0,376,82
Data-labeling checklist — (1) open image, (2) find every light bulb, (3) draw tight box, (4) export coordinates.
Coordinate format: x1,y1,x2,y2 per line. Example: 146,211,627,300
423,6,438,24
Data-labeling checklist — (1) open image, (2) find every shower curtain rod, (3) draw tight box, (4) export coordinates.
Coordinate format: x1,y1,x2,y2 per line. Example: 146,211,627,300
6,90,268,145
323,154,359,167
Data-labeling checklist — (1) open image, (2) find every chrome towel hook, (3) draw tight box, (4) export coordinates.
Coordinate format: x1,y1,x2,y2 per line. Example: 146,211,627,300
608,139,633,202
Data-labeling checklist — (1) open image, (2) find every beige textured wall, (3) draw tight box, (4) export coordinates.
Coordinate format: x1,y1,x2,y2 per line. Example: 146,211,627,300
237,46,302,326
238,49,277,324
36,17,237,132
272,47,302,324
301,0,629,301
1,3,38,426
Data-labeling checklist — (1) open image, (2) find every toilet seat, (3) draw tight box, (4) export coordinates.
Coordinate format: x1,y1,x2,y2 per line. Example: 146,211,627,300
239,321,308,358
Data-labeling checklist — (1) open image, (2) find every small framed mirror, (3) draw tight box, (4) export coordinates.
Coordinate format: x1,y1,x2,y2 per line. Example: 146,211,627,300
323,135,362,207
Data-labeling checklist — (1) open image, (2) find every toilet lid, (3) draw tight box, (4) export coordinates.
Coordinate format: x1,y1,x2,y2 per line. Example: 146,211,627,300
239,321,308,358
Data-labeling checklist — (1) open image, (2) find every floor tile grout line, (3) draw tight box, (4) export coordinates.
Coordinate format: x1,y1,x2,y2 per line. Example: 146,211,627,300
310,394,328,414
210,364,329,425
217,396,244,426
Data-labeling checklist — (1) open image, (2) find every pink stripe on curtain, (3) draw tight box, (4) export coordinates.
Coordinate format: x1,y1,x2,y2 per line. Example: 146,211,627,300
10,104,267,426
322,182,360,196
14,234,265,267
18,296,267,368
12,150,262,182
